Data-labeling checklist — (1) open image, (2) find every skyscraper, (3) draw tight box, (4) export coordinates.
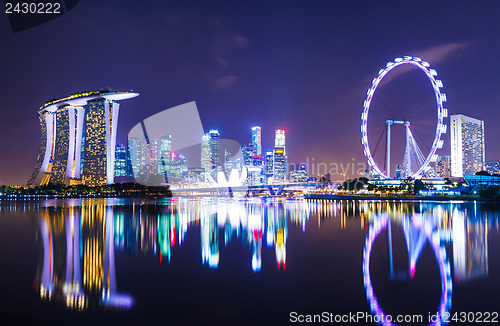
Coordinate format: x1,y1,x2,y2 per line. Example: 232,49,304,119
273,148,287,183
275,129,286,155
242,143,257,166
114,143,128,177
485,161,500,175
273,129,287,182
450,114,485,177
435,155,452,178
252,126,262,156
208,129,220,169
127,137,142,177
28,90,138,186
201,134,211,174
158,134,172,176
170,153,188,178
265,151,274,183
201,130,220,176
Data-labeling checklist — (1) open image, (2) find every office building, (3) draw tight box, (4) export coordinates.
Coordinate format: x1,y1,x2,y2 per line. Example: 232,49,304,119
201,134,211,174
275,129,286,155
395,164,405,179
273,129,287,182
273,147,287,183
242,143,257,166
450,114,485,177
158,134,172,176
170,153,188,179
28,89,138,186
435,155,452,178
289,164,307,183
252,126,262,155
114,143,128,177
485,161,500,175
201,130,220,176
265,151,274,183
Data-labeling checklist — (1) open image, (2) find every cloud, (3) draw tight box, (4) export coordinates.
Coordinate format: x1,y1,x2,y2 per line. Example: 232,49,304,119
207,23,250,90
211,32,249,67
211,75,239,90
365,41,472,88
413,41,471,64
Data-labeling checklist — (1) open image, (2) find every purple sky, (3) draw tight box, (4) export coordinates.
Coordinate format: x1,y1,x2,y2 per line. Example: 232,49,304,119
1,0,500,185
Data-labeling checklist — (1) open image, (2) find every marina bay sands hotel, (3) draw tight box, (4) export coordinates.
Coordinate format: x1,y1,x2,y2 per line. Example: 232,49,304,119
27,89,139,187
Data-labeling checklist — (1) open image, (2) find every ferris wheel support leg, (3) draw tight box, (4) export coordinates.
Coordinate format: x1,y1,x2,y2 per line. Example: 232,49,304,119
386,121,391,178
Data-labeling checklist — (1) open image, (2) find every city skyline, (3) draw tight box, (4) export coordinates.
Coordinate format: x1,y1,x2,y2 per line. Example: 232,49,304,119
25,95,498,188
2,1,500,185
2,3,500,324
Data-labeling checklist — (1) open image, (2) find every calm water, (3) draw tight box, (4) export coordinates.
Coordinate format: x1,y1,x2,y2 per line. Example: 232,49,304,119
0,198,499,326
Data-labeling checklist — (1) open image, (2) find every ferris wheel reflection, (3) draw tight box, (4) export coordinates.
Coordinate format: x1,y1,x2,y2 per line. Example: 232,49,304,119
363,213,452,326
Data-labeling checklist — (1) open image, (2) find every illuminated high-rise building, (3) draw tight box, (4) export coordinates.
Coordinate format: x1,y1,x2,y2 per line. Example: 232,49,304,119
201,130,220,175
435,155,452,178
273,129,287,182
114,143,127,177
275,129,286,155
158,135,172,176
208,130,220,169
273,147,287,183
127,137,142,177
28,90,139,186
265,151,274,183
450,114,485,177
170,153,188,178
242,143,257,166
252,126,262,155
289,164,307,182
485,161,500,175
201,134,211,173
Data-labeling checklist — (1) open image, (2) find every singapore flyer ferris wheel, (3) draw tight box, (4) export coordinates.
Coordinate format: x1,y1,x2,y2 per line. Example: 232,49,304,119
361,56,448,179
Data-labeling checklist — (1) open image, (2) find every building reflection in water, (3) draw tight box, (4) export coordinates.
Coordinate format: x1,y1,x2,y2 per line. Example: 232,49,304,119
22,198,498,312
35,199,133,311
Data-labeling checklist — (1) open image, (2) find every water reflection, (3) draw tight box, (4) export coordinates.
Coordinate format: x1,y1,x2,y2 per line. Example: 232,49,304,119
360,201,495,326
1,198,497,316
35,201,132,311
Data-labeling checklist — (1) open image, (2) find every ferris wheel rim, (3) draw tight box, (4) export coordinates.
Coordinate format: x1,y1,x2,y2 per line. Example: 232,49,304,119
361,56,447,179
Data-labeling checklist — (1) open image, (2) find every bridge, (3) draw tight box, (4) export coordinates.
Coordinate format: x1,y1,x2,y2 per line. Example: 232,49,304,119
169,182,322,197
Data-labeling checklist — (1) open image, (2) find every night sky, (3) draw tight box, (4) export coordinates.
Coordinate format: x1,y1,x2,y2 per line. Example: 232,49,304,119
1,0,500,185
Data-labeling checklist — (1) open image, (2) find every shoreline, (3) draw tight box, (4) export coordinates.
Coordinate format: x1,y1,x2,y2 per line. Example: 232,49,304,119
304,193,500,202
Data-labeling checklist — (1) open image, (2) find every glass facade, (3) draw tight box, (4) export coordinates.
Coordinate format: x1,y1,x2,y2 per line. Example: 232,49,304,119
485,160,500,175
201,130,220,178
275,129,286,154
450,114,485,177
114,143,128,177
273,147,287,183
158,135,172,176
265,151,274,183
251,126,262,156
435,155,452,178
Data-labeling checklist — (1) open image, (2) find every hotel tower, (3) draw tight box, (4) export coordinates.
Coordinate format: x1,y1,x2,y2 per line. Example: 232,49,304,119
450,114,485,177
28,89,139,186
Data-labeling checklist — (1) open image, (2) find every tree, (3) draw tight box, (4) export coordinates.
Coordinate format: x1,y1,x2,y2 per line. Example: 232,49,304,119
475,171,491,176
479,185,500,199
358,177,369,185
413,179,427,194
